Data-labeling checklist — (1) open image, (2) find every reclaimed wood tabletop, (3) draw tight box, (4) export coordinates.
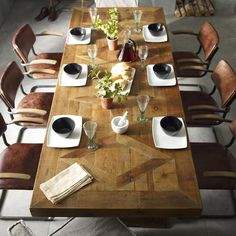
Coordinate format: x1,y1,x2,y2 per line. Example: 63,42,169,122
30,7,202,218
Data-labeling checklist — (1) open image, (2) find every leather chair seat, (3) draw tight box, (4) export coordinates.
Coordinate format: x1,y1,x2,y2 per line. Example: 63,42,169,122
0,143,42,190
191,142,236,189
17,92,54,125
180,90,219,126
29,52,62,79
173,51,204,77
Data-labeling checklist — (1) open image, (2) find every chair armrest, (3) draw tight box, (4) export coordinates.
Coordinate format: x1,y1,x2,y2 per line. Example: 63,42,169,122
8,108,47,116
21,59,57,66
179,65,208,73
10,116,45,125
23,69,56,75
188,105,222,112
0,172,31,180
177,58,203,64
191,114,232,123
35,31,64,37
171,30,198,36
204,171,236,178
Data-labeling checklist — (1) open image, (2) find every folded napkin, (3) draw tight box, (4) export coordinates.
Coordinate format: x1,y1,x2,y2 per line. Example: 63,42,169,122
40,163,93,204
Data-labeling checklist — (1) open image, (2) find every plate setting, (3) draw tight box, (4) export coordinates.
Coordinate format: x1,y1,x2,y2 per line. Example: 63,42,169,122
66,27,91,45
142,25,168,43
152,116,187,149
147,64,176,86
47,115,82,148
59,64,88,87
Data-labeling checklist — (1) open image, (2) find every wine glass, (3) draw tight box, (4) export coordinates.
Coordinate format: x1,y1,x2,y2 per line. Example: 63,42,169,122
87,44,97,67
138,45,148,70
133,10,143,33
89,7,97,30
83,121,98,151
137,95,150,122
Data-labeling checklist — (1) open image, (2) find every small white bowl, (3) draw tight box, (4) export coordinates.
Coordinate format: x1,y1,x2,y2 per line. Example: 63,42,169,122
111,116,129,134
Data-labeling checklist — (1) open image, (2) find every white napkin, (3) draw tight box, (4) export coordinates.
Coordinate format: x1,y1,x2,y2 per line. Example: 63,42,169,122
40,163,93,204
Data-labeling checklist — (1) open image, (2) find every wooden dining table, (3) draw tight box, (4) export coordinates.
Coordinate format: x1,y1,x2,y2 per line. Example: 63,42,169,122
30,7,202,218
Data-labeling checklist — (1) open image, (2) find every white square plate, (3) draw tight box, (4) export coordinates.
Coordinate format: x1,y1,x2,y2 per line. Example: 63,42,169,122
47,115,82,148
120,68,136,95
152,116,187,149
59,64,88,87
66,28,91,45
146,64,176,86
143,25,168,43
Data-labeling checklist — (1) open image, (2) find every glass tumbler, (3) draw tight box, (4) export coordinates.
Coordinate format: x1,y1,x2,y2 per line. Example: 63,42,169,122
89,7,97,29
133,10,143,33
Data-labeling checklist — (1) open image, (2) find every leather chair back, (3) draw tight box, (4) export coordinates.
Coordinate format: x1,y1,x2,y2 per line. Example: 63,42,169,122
0,61,24,109
0,113,7,136
12,24,36,63
212,60,236,107
198,21,219,61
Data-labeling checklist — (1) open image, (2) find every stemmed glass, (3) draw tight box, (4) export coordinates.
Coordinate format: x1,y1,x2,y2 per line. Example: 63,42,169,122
87,44,97,67
83,121,98,151
89,7,97,30
137,95,150,122
133,10,143,33
138,45,148,70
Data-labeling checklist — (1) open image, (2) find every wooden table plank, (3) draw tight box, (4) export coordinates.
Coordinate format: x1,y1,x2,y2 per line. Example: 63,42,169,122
30,7,201,217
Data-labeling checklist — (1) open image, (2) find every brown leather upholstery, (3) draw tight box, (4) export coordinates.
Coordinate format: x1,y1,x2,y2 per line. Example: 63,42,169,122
191,142,236,189
0,61,24,108
212,60,236,108
29,52,62,79
173,21,219,78
17,92,53,125
0,61,53,125
0,143,42,189
173,51,204,77
0,113,42,190
12,24,36,63
180,91,219,126
198,21,219,61
12,24,62,79
181,60,236,126
0,113,7,136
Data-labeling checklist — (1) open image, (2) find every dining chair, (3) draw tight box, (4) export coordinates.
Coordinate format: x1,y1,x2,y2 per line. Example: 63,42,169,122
180,60,236,127
12,24,63,92
0,113,49,220
0,61,53,140
172,20,219,79
190,116,236,216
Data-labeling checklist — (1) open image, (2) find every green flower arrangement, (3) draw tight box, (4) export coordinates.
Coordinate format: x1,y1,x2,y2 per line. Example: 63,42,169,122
95,8,120,40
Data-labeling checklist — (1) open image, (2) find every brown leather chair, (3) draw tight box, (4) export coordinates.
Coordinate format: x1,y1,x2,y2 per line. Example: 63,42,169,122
0,113,42,219
191,117,236,190
172,20,219,78
181,60,236,126
0,61,53,127
12,24,63,91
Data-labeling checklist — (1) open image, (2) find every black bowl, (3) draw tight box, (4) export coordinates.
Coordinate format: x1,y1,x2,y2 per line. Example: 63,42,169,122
64,63,82,78
148,23,164,36
70,27,86,40
153,63,171,79
160,116,182,136
52,117,75,138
